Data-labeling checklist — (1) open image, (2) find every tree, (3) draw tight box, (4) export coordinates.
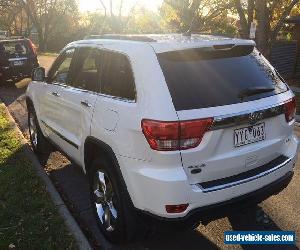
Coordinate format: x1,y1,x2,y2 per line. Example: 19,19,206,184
95,0,139,34
0,0,24,34
233,0,255,38
160,0,235,34
18,0,78,51
127,7,162,33
233,0,300,54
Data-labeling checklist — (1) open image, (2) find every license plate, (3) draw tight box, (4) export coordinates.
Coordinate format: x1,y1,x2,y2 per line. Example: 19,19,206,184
234,123,266,147
13,60,24,66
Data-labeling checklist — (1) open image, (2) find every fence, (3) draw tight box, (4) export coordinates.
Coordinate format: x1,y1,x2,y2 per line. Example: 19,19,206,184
269,41,300,79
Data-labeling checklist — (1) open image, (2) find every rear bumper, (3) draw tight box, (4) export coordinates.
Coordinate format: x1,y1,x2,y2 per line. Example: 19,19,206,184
137,171,293,225
119,134,298,219
0,64,37,79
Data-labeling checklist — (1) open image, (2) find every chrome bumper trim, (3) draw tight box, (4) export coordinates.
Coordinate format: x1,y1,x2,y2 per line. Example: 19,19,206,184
198,157,292,193
211,102,285,130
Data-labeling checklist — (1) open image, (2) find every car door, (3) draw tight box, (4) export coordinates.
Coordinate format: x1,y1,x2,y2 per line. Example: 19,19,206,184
38,47,76,148
48,46,101,165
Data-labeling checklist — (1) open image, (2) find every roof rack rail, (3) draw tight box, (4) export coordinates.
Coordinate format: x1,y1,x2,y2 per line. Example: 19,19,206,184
194,32,233,38
84,34,156,42
181,31,233,38
10,36,25,39
0,36,26,41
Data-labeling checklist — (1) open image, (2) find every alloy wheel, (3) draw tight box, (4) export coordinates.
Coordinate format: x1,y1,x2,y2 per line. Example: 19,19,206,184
29,112,38,148
93,170,118,232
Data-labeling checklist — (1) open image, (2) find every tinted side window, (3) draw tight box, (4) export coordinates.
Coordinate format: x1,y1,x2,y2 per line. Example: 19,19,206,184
71,48,101,92
52,48,74,84
101,51,135,100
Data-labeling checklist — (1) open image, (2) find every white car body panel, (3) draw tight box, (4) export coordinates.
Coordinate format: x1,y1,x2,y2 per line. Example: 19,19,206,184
177,91,295,184
26,34,299,219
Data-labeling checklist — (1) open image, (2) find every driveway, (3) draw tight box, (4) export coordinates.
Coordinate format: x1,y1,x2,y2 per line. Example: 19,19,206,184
38,55,56,73
0,55,299,249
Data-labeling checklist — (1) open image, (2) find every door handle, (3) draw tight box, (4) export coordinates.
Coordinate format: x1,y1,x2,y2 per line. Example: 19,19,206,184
81,100,92,108
52,92,60,97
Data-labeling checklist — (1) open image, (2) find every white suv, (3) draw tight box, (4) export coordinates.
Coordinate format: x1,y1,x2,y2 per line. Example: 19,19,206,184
26,34,299,243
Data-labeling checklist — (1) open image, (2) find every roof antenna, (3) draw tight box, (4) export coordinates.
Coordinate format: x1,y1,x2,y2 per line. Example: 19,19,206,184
183,14,197,37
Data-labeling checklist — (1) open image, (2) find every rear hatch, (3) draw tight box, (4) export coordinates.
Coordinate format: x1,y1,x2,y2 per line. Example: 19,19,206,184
0,39,36,72
157,45,295,186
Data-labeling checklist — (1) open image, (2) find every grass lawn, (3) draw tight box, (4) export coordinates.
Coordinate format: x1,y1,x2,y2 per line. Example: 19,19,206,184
0,104,76,249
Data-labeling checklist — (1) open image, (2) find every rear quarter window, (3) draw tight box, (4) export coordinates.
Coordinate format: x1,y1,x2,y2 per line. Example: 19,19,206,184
158,47,288,111
101,51,136,101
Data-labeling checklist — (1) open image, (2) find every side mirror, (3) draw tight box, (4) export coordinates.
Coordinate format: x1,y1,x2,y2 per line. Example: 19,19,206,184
32,67,46,81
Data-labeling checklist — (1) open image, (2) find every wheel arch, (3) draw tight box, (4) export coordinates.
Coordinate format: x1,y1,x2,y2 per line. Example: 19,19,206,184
84,136,135,207
84,136,120,175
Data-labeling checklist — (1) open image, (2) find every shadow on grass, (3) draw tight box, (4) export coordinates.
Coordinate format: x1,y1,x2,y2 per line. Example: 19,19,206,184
0,146,76,249
33,151,299,250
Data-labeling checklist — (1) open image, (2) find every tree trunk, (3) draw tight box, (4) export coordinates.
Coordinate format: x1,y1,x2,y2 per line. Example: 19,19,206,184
247,0,255,30
235,0,249,38
256,0,268,55
37,29,46,52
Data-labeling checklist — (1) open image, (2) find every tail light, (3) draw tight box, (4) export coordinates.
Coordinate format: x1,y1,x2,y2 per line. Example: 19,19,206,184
141,118,213,151
28,40,37,55
284,97,296,122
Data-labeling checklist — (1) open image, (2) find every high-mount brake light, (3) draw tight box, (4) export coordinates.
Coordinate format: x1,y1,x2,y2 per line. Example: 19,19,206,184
141,118,213,151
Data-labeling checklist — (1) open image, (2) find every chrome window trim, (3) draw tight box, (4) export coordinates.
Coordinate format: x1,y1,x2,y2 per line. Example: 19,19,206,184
52,82,71,88
197,157,292,193
52,82,136,103
96,92,136,103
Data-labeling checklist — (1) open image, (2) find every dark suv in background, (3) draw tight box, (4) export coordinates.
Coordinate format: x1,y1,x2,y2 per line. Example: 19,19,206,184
0,38,39,83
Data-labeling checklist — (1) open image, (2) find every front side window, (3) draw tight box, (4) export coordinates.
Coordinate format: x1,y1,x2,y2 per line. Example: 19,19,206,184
51,48,74,84
71,48,101,92
101,51,136,100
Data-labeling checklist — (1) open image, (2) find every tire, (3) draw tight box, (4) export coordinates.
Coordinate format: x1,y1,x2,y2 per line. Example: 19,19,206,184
28,105,51,154
88,156,144,244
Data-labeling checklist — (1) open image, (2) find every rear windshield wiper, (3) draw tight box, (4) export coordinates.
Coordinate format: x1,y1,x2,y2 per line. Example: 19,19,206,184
238,87,275,100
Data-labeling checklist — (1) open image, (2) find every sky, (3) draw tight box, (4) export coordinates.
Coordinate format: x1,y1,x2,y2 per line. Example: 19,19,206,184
78,0,163,13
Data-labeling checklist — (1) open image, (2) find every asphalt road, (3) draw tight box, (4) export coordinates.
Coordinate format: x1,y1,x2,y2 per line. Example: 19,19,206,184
0,55,299,249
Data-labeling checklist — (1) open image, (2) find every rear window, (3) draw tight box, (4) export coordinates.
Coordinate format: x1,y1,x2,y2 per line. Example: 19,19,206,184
0,40,30,57
158,46,288,111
